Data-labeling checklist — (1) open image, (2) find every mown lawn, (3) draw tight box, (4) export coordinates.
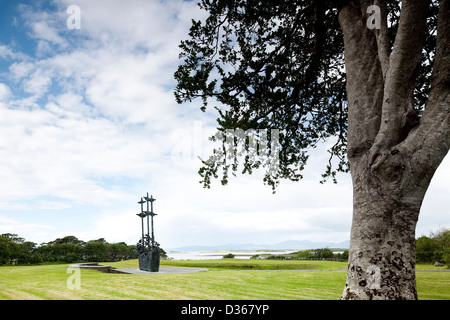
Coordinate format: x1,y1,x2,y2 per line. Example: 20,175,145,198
107,258,348,271
0,260,448,300
161,258,349,270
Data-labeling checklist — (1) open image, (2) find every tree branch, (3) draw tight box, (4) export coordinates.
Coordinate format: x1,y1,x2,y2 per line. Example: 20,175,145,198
387,0,430,98
429,0,450,97
368,0,430,168
338,2,384,160
403,0,450,183
372,0,391,79
369,0,448,199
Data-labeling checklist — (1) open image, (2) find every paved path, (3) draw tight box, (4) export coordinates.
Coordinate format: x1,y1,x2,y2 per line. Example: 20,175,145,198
114,266,209,274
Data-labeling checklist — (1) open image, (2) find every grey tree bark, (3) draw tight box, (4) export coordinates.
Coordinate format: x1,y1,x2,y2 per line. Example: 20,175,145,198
339,0,449,299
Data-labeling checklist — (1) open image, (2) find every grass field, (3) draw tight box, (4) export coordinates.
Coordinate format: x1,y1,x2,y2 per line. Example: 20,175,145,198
0,259,448,300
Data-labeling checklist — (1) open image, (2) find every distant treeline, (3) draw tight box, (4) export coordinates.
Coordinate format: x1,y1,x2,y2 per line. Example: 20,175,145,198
416,228,450,264
0,234,166,265
251,248,349,261
252,227,449,265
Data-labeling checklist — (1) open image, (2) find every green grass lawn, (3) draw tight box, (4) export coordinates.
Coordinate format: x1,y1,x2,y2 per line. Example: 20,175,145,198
160,258,349,270
0,259,448,300
106,258,349,271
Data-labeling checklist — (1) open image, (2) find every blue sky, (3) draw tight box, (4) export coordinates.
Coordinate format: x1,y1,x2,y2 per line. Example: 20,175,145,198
0,0,448,249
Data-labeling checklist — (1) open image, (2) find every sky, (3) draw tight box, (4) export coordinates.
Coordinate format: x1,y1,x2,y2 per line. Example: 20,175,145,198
0,0,448,250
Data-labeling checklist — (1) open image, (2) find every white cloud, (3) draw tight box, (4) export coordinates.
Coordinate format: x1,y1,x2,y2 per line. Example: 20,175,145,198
30,20,68,47
56,0,204,52
18,3,68,56
9,61,35,82
0,0,200,205
0,215,54,241
417,158,450,236
0,45,15,59
0,44,29,62
22,68,52,95
0,83,12,101
0,99,161,204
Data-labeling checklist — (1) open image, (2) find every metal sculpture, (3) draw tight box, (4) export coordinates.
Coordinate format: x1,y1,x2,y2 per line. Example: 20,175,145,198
136,193,160,272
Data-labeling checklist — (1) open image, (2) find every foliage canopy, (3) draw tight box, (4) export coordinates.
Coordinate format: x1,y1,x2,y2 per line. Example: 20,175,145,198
174,0,438,190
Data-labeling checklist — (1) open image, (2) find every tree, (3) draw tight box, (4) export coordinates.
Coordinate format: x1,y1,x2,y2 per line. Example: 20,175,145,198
430,227,450,263
84,240,107,262
175,0,449,299
0,234,39,265
48,235,86,246
314,248,334,260
36,235,86,263
0,233,25,264
338,249,349,261
416,235,439,262
416,228,450,264
17,241,38,264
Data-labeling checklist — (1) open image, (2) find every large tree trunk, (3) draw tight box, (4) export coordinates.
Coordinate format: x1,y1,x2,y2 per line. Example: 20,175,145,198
339,0,449,299
343,155,421,299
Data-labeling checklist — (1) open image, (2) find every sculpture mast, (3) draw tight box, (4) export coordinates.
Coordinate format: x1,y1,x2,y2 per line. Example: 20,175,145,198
136,197,146,245
144,193,157,248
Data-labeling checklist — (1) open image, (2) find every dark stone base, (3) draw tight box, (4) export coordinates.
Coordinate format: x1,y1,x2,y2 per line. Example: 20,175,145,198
138,249,160,272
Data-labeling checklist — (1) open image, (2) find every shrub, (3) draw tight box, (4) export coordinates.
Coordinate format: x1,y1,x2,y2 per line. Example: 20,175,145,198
443,253,450,269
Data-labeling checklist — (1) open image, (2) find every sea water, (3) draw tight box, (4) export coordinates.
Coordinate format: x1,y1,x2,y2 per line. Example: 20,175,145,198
167,250,296,260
